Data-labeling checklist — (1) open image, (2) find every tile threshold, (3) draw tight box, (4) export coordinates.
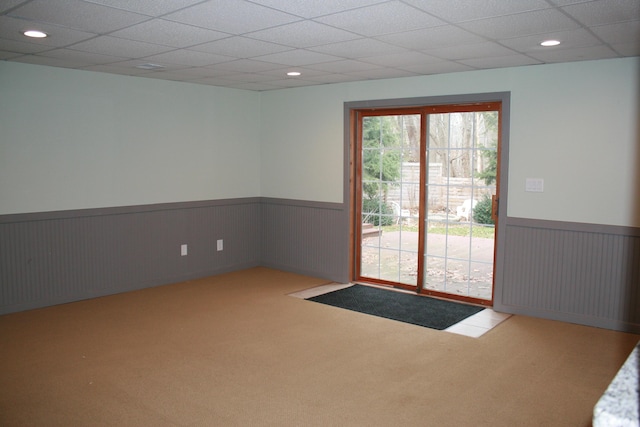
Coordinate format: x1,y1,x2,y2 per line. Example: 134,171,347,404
445,308,511,338
290,283,512,338
288,282,354,299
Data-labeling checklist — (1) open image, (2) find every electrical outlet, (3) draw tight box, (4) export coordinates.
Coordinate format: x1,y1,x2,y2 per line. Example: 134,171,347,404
217,239,223,251
181,244,188,256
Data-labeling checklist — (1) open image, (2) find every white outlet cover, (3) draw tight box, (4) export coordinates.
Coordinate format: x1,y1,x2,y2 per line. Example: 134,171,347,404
217,239,223,251
181,244,188,256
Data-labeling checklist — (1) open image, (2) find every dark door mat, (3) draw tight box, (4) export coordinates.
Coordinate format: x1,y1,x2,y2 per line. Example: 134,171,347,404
307,284,484,330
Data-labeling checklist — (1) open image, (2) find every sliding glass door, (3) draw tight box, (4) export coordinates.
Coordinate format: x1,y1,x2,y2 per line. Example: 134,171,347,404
354,103,501,305
358,112,422,286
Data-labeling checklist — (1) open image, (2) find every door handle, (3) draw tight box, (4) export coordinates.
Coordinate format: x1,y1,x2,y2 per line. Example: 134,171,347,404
491,195,499,222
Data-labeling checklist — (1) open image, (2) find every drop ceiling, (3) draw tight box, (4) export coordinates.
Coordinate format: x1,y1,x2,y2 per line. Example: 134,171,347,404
1,0,638,91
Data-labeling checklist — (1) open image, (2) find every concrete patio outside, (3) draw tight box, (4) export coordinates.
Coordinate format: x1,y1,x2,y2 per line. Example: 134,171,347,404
361,228,494,301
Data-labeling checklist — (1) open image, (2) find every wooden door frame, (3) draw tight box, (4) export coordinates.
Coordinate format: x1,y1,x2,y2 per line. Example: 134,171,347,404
350,107,425,287
346,93,511,307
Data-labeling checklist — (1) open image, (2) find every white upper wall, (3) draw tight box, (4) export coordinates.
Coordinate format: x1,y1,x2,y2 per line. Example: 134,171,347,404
1,57,638,227
0,61,262,215
260,57,640,228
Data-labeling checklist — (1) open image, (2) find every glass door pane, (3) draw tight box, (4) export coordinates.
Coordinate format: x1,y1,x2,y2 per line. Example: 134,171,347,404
360,114,421,287
423,111,497,301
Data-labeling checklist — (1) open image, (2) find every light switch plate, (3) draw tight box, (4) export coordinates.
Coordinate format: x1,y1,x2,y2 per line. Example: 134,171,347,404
525,178,544,192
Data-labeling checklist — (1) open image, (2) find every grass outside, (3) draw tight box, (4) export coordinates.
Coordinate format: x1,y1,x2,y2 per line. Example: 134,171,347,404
384,223,495,239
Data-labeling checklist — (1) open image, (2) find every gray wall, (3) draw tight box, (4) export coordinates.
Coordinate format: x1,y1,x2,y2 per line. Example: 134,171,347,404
260,198,349,282
0,197,349,315
495,218,640,333
2,197,638,334
0,199,262,314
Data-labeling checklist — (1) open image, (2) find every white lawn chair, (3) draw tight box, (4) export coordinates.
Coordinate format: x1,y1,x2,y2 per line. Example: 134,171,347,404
456,199,477,221
390,201,411,224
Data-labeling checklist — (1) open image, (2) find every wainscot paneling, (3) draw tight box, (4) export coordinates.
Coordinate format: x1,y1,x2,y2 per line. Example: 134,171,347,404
494,217,640,333
260,198,350,284
7,202,637,334
0,199,262,314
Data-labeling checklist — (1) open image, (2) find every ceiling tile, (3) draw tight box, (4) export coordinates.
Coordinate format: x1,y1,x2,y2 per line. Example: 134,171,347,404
141,49,235,67
545,0,593,5
377,25,485,50
403,0,552,23
0,1,30,13
247,0,388,19
610,41,640,56
210,72,278,83
255,49,343,66
303,73,363,84
309,38,407,58
11,54,89,68
458,9,581,40
109,19,228,48
528,44,619,62
0,16,97,47
0,0,634,91
591,21,640,45
209,59,286,72
164,0,300,35
0,50,24,59
265,77,324,88
70,36,173,57
257,67,329,79
189,36,292,58
163,66,236,79
80,0,207,17
458,55,542,69
315,1,445,37
305,59,383,73
38,48,127,64
79,64,182,77
346,67,418,79
360,51,441,67
246,20,361,48
561,0,640,26
0,38,53,54
188,75,245,86
499,28,605,53
138,70,196,81
228,81,283,91
8,0,149,33
423,42,517,60
103,59,187,72
399,60,475,75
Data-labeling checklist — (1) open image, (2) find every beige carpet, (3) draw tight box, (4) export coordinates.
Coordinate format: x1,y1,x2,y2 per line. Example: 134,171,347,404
1,267,638,426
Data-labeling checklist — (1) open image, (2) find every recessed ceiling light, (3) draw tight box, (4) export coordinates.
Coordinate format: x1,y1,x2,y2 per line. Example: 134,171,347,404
540,40,561,47
287,71,301,77
23,30,48,38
